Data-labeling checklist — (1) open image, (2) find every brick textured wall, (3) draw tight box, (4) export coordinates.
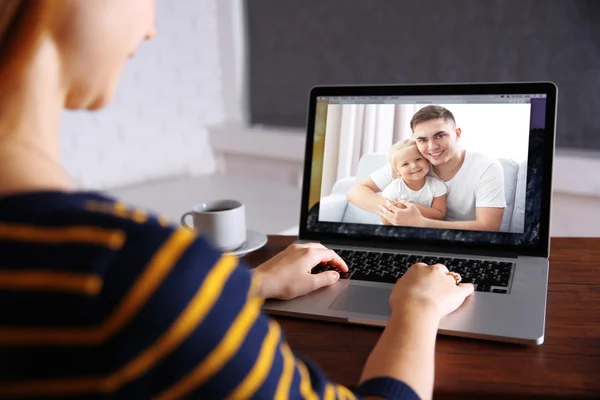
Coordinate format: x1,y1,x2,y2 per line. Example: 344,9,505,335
61,0,223,189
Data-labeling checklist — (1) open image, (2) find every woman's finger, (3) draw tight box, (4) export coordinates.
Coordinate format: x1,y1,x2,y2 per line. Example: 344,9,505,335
298,243,349,271
309,270,341,291
446,271,462,285
457,283,475,294
307,248,349,272
431,263,450,273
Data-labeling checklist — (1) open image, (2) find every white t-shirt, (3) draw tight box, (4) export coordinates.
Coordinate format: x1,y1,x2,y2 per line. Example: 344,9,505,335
371,151,506,221
381,176,447,207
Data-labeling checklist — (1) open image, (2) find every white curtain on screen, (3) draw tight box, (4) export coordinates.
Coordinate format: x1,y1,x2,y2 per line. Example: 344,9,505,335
320,103,420,197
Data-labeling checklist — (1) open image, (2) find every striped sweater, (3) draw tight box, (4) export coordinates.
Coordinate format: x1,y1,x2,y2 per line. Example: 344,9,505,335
0,191,419,399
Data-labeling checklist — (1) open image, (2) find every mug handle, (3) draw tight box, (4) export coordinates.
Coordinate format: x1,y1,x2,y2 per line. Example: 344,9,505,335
180,211,194,231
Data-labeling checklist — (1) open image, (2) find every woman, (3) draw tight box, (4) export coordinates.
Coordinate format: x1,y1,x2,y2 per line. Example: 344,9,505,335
0,1,474,399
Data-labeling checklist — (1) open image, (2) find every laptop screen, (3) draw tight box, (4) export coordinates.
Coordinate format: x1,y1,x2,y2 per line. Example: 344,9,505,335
302,87,555,255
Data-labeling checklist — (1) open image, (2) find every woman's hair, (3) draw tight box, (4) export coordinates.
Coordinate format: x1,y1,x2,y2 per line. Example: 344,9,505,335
388,139,419,179
0,0,52,80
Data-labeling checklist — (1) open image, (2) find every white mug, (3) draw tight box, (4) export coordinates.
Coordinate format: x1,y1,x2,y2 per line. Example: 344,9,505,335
181,199,247,251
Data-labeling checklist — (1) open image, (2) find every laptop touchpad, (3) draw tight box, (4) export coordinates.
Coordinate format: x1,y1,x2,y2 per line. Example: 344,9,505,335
329,286,392,316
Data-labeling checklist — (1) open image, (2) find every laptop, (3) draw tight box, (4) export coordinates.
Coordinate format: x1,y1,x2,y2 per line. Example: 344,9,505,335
264,82,557,345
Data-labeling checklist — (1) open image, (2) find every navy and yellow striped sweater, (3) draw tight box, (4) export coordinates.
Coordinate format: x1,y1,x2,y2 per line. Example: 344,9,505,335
0,191,419,399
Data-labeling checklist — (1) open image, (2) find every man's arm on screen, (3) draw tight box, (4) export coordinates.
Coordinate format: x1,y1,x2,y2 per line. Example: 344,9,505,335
346,177,387,214
423,207,504,231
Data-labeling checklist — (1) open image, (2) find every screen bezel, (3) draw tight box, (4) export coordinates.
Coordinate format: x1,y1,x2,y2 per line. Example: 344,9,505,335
298,82,557,258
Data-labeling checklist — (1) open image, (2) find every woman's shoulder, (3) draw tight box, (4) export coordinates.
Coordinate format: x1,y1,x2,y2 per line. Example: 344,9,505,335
0,191,226,293
72,195,225,268
0,190,169,226
0,189,210,258
80,197,173,231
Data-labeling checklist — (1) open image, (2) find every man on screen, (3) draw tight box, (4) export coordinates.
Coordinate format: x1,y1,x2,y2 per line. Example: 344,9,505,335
346,105,506,232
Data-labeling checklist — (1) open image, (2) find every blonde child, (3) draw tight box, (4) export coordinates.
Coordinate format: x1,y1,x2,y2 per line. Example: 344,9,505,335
380,139,447,223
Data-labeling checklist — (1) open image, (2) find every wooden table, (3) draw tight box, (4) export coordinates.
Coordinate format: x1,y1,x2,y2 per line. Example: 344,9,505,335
243,236,600,399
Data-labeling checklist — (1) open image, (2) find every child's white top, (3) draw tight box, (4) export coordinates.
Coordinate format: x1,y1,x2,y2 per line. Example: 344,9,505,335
380,176,447,207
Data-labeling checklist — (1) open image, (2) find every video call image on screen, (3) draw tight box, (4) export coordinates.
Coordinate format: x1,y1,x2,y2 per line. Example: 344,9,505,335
313,95,544,235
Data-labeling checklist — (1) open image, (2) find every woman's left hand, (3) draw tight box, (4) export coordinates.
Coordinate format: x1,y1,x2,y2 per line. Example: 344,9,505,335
253,243,349,300
379,199,426,227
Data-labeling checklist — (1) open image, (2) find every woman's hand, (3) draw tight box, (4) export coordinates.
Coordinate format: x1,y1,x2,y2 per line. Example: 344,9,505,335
379,199,426,227
390,262,475,320
253,243,348,300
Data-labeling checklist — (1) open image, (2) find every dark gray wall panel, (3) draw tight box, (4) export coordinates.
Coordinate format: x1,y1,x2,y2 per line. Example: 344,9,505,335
246,0,600,149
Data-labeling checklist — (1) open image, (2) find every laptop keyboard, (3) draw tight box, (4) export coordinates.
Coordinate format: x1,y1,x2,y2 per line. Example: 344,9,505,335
311,248,514,294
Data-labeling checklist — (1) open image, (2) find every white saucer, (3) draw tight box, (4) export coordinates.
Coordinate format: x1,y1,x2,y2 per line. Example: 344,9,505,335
226,229,268,257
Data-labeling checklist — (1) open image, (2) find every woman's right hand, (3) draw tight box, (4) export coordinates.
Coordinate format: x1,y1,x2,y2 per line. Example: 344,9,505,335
390,263,475,320
253,243,348,300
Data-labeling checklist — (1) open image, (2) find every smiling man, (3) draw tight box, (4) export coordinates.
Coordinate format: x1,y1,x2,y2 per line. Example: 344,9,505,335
346,105,506,232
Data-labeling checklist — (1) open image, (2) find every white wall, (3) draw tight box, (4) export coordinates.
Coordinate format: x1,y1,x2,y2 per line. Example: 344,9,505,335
438,103,531,164
60,0,223,189
552,193,600,237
